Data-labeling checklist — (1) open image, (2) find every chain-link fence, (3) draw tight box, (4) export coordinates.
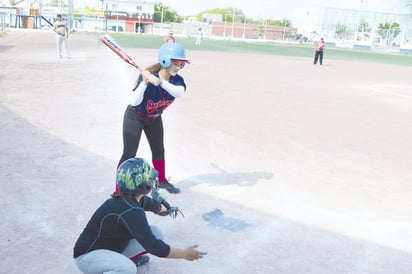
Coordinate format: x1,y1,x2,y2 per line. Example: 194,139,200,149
320,7,412,50
2,6,411,53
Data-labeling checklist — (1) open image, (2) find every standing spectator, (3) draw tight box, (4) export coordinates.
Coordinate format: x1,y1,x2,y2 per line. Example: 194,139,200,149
116,43,190,194
195,28,203,45
164,31,175,43
313,38,325,65
53,14,70,59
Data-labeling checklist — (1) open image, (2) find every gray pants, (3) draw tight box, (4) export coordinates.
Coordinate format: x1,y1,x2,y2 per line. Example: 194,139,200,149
56,34,70,58
119,105,165,165
75,225,164,274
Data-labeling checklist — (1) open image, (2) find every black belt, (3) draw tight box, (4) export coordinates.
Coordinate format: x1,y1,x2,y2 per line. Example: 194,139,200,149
136,110,161,119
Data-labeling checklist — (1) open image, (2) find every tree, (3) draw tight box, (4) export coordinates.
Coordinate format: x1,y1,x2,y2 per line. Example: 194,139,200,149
358,19,371,33
335,24,347,39
256,21,265,38
376,22,401,46
195,7,245,23
153,3,183,23
266,18,291,27
49,0,64,7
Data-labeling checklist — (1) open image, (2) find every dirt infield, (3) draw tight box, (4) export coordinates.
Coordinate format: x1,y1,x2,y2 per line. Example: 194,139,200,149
1,29,412,274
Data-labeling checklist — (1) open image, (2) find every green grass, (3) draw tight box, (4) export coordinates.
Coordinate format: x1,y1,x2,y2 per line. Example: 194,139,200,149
108,33,412,67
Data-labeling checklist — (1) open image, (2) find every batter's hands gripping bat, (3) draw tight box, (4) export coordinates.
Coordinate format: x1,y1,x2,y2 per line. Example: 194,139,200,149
99,35,162,86
142,70,162,86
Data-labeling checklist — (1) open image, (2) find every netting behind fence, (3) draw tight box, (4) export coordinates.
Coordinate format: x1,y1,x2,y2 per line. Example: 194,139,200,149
321,7,412,46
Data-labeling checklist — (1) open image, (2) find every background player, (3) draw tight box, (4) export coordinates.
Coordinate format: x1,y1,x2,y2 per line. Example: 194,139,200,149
313,37,325,65
164,31,176,43
53,14,70,59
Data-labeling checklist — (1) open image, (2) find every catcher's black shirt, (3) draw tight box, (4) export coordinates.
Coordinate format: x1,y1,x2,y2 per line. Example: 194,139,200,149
73,196,170,258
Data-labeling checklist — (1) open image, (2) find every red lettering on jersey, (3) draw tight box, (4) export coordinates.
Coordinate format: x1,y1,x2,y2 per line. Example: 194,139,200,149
146,100,172,113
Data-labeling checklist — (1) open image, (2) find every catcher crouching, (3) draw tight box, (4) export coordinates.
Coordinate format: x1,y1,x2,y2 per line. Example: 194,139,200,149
73,157,206,273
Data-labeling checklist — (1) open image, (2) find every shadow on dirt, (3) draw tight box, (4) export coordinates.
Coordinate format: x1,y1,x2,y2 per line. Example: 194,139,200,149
179,170,273,187
0,103,116,274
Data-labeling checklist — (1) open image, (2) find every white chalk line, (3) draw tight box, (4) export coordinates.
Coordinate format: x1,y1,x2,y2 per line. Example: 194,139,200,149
369,84,412,99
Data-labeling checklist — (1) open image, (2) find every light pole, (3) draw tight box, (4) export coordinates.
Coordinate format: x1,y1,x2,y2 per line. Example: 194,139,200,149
223,14,226,38
242,18,246,39
263,19,267,40
138,14,141,33
68,0,73,30
231,8,234,38
161,5,164,33
385,25,391,47
113,4,118,32
282,20,286,40
105,2,108,31
407,2,412,18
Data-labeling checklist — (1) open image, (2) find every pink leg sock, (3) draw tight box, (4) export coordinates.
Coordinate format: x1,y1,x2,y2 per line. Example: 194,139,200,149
130,251,148,261
152,159,166,182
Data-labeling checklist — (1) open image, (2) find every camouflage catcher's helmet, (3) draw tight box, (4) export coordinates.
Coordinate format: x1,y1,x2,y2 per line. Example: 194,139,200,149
158,43,190,68
116,158,158,195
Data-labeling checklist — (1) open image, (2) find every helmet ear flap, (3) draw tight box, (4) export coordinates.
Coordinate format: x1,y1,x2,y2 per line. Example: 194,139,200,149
138,180,153,195
159,57,171,68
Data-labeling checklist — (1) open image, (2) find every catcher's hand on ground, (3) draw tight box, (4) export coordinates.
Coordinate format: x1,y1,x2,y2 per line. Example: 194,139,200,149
152,189,184,219
164,206,184,219
157,202,184,219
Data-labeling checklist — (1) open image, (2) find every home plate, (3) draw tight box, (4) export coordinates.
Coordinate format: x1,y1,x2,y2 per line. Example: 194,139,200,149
202,208,252,232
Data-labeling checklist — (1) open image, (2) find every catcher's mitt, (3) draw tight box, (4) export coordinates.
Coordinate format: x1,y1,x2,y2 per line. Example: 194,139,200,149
152,190,184,219
163,206,185,219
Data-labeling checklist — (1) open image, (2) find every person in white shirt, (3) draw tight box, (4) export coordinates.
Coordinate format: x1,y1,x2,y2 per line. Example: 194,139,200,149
53,14,70,59
195,28,203,45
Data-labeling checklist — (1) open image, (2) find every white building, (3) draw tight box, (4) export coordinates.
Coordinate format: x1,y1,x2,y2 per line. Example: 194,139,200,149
292,5,412,51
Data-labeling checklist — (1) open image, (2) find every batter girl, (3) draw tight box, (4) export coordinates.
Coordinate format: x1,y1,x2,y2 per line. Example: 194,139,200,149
116,43,190,194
